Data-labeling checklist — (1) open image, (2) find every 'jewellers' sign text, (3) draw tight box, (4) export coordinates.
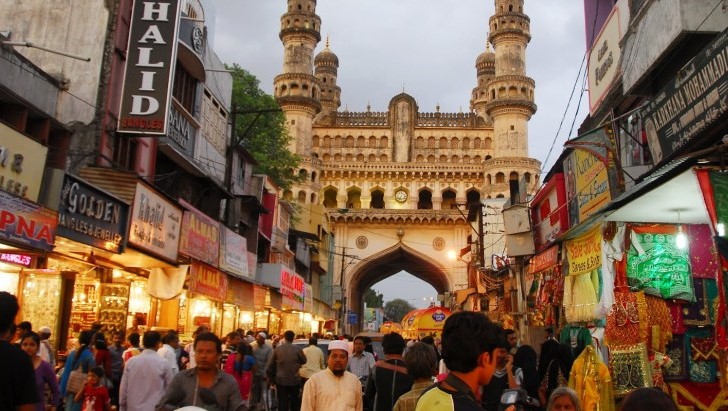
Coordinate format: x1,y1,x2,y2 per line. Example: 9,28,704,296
118,0,181,135
57,174,129,253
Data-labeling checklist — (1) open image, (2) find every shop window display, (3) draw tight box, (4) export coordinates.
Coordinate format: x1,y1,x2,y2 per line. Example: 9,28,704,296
98,284,129,337
21,271,61,340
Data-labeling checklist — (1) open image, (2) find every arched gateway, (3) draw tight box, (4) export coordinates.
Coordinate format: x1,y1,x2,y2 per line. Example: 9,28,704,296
273,0,541,334
330,209,465,333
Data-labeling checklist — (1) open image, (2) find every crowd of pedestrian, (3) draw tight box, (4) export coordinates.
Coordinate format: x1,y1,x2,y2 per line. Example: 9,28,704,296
1,290,684,411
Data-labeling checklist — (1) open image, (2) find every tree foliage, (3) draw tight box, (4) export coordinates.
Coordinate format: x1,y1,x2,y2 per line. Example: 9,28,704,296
383,298,415,323
226,63,301,191
363,288,384,308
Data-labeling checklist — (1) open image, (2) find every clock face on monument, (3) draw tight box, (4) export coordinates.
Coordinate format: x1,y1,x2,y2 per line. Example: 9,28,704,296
395,190,408,203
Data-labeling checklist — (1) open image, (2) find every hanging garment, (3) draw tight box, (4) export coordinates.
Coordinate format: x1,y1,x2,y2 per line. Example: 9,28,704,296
682,278,718,327
649,350,673,392
559,325,592,360
608,343,653,398
568,345,615,411
597,222,625,318
688,224,721,279
604,289,646,347
686,328,718,383
643,295,673,352
664,335,687,382
626,224,695,301
563,272,599,323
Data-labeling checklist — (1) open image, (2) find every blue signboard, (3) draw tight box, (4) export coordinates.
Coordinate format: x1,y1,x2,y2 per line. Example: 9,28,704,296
347,312,358,325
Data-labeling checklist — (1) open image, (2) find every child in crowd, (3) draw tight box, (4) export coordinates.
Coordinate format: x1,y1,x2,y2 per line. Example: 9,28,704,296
73,366,110,411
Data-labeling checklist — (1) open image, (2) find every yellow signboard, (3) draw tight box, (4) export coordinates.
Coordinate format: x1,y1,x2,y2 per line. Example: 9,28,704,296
0,123,48,201
573,149,611,222
565,225,602,276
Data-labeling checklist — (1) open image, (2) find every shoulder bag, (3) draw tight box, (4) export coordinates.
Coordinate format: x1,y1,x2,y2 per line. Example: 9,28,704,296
66,347,89,394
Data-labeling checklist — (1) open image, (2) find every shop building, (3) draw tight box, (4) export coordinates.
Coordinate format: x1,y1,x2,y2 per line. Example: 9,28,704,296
523,1,727,408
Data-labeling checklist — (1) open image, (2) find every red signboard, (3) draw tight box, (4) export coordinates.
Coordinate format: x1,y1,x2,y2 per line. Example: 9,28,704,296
189,261,228,302
529,245,560,274
530,173,569,251
0,190,57,251
179,199,220,266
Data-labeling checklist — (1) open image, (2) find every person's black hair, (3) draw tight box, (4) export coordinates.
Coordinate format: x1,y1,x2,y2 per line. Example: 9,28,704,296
441,311,507,373
353,335,366,344
142,331,162,349
18,320,32,332
234,342,253,376
163,332,179,344
309,337,317,346
89,366,105,379
403,342,437,380
226,331,238,340
91,322,103,331
283,330,295,342
94,332,108,350
513,345,539,399
538,339,560,381
420,335,435,345
21,330,40,346
128,333,140,346
0,292,19,334
620,387,677,411
504,328,516,336
113,331,125,339
195,332,223,353
382,332,406,355
78,330,94,346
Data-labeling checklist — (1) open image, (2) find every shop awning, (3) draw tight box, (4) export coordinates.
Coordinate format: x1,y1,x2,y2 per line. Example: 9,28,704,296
602,158,709,225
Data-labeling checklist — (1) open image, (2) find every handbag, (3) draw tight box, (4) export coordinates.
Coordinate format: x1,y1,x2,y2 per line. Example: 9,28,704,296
66,348,89,395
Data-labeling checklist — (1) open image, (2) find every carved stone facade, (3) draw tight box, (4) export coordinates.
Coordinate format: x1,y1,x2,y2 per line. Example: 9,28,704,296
275,0,541,320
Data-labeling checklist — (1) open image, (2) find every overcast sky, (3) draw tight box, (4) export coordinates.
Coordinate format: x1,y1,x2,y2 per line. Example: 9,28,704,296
209,0,590,307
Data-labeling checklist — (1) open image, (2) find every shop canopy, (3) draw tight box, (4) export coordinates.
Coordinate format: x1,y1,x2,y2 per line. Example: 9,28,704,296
379,321,402,334
400,306,452,340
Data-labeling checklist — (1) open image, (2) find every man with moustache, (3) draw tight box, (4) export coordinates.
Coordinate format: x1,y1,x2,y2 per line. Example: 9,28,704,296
157,332,243,410
300,340,363,411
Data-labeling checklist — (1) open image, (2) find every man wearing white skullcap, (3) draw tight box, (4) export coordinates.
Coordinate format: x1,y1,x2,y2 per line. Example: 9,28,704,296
300,340,363,411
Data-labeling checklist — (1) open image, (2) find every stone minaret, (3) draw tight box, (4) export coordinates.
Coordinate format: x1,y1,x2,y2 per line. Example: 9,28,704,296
486,0,536,158
274,0,322,157
471,40,496,124
482,0,541,197
314,37,341,121
275,0,324,204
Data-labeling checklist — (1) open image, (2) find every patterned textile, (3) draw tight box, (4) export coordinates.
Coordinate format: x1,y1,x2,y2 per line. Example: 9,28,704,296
649,350,672,392
664,335,687,381
690,337,719,361
666,382,728,411
644,295,672,351
688,224,720,279
666,301,687,335
608,343,653,398
685,328,717,383
568,346,615,411
604,289,646,347
682,278,718,327
626,224,695,301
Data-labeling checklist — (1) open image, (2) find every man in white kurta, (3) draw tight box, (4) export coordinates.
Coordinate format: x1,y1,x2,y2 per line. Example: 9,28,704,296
301,340,363,411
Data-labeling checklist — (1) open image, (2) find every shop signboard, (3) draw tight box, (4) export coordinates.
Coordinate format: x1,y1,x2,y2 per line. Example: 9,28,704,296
641,28,728,165
163,105,197,157
179,199,219,266
189,261,228,302
529,245,559,275
219,226,249,279
563,126,619,226
0,123,48,201
128,182,182,262
530,173,569,251
0,252,32,267
281,268,304,311
564,225,602,276
588,4,621,114
227,278,253,309
117,0,181,135
0,190,56,251
57,174,129,253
